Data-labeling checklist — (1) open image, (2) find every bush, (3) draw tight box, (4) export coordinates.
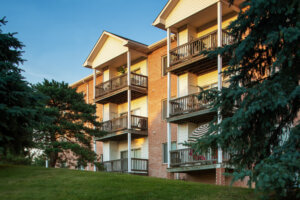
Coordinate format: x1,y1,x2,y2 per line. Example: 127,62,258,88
0,154,32,165
32,155,46,167
94,162,105,171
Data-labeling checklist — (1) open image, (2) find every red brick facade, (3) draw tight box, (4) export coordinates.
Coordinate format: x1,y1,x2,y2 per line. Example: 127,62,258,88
147,41,178,178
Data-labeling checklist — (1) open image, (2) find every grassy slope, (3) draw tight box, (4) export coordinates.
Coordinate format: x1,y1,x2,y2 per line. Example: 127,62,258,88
0,165,256,200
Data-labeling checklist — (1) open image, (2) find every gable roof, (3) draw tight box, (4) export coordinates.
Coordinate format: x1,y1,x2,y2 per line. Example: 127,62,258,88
152,0,179,30
83,31,148,68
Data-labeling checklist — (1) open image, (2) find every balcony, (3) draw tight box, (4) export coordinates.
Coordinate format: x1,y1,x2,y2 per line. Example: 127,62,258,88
97,115,148,141
103,158,148,174
168,92,215,124
94,72,148,104
168,148,230,173
168,30,233,75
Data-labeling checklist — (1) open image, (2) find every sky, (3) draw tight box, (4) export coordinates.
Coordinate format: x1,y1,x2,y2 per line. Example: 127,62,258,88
0,0,168,84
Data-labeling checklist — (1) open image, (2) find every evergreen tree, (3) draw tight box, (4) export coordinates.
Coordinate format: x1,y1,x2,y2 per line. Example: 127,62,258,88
34,79,105,168
193,0,300,199
0,17,43,157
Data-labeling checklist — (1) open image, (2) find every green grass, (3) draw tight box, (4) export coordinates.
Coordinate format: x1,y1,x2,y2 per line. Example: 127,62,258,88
0,165,256,200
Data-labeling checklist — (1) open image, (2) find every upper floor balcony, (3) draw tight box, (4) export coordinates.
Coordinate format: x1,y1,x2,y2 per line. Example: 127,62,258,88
94,72,148,104
168,92,215,124
168,148,230,173
103,158,148,174
168,30,233,75
97,114,148,141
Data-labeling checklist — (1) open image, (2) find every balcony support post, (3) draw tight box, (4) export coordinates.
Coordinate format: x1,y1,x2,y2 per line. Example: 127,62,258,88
93,137,97,172
127,50,132,173
93,68,96,100
217,0,223,164
167,28,172,168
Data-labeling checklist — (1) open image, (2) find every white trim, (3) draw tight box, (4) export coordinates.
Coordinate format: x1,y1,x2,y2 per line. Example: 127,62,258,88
93,69,96,100
167,28,172,168
127,50,132,173
217,0,223,164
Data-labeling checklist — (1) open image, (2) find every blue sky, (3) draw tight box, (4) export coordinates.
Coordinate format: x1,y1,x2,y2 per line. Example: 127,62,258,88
0,0,168,84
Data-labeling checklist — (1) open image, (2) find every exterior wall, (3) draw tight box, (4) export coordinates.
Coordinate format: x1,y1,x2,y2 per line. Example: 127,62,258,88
116,58,148,76
197,70,218,87
177,123,197,149
93,36,127,68
165,0,218,28
118,96,148,117
178,73,188,97
117,137,149,159
147,40,178,178
197,15,237,38
102,142,110,161
178,28,188,45
102,137,149,161
178,72,198,97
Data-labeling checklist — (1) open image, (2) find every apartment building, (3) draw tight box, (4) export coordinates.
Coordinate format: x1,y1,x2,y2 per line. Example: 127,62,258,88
70,0,248,186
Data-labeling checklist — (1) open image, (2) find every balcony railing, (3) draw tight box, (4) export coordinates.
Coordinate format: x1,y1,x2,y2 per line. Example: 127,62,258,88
170,148,230,167
103,158,148,173
95,72,148,98
170,92,211,116
170,30,233,66
100,115,148,132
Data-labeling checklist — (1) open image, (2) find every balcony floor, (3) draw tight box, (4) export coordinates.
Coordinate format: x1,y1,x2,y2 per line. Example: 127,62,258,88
96,129,148,142
168,56,229,76
167,163,232,173
94,85,147,104
167,108,216,124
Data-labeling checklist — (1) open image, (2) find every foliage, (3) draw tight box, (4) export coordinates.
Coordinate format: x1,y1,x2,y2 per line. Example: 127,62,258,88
192,0,300,199
0,153,32,165
94,161,105,171
117,65,127,74
32,154,46,167
34,80,106,168
0,17,44,157
0,165,257,200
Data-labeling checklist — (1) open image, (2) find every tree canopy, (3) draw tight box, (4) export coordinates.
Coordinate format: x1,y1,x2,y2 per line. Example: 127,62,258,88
0,17,43,157
34,80,106,168
193,0,300,199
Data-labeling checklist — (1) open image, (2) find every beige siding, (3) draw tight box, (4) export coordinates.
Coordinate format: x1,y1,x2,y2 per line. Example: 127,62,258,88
118,96,147,117
93,36,127,68
165,0,218,28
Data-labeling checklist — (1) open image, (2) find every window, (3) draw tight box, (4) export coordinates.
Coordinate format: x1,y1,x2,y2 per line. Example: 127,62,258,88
162,142,177,163
120,148,142,159
162,55,167,76
162,99,167,120
100,154,103,163
120,108,141,117
200,82,218,91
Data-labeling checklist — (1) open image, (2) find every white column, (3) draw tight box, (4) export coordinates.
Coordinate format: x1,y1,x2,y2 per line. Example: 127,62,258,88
217,0,223,164
45,158,48,168
93,138,97,172
93,69,96,100
127,50,132,173
86,82,89,104
167,28,172,168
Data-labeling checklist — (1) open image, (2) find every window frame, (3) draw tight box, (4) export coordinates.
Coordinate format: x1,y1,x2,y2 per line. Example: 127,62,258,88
161,99,167,120
162,142,177,164
161,55,167,77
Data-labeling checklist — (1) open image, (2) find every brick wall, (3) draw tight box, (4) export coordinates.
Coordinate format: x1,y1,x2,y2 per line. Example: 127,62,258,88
147,41,178,178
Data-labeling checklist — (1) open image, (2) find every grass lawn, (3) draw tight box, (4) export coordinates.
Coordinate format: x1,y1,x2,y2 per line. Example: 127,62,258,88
0,165,256,200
